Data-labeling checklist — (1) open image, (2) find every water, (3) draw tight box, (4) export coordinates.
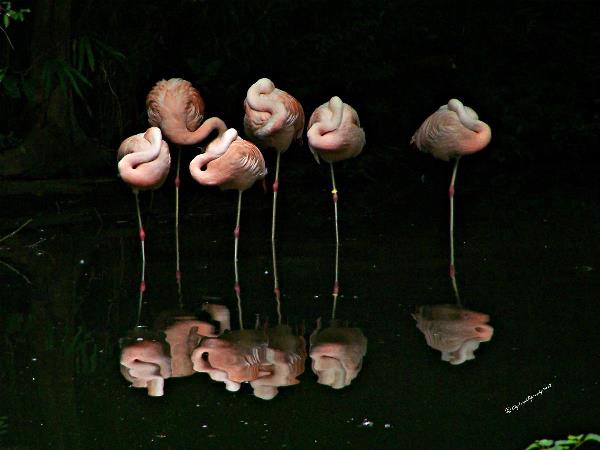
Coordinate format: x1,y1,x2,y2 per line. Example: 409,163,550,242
1,159,598,449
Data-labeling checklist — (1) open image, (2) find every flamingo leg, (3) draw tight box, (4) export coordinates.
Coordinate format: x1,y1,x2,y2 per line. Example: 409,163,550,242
271,151,282,324
330,163,340,320
449,156,462,307
134,190,147,326
175,146,183,308
234,190,244,330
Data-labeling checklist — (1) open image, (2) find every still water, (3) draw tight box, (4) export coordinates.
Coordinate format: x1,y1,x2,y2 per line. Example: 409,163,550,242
1,158,598,449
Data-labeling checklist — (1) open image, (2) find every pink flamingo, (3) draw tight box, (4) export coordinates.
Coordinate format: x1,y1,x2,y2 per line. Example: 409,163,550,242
117,127,171,324
307,96,365,318
189,128,267,329
146,78,228,302
243,78,304,322
250,324,307,400
120,338,172,396
412,304,493,365
411,99,491,306
309,318,367,389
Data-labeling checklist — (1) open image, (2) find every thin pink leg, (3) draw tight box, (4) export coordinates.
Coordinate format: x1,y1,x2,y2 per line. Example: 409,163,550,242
271,151,282,324
175,147,183,308
449,156,462,307
330,163,340,320
233,190,244,330
134,190,147,325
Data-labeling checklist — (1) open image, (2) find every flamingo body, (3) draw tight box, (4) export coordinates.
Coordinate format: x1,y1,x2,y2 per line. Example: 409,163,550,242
120,339,172,396
147,78,227,145
189,128,267,191
243,78,304,152
410,98,491,161
117,127,171,190
412,304,494,365
307,96,365,163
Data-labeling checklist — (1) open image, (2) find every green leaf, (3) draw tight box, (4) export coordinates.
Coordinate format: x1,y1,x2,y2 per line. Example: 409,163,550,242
85,38,95,71
583,434,600,442
74,37,83,71
91,36,125,61
525,444,542,450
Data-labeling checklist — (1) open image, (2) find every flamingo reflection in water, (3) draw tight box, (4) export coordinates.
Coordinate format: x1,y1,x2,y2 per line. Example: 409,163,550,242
119,328,172,397
410,99,493,364
309,318,367,389
119,304,230,395
305,96,368,390
412,304,493,365
190,319,306,399
155,303,231,377
250,324,307,400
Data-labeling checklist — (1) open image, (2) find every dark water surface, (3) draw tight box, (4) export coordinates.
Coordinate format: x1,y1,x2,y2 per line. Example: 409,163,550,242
1,157,599,450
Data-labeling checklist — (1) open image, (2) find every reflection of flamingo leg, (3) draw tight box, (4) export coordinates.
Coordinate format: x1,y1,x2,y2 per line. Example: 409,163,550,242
175,147,183,307
147,378,165,397
134,190,146,325
271,151,282,324
449,156,462,307
234,190,244,330
330,163,340,320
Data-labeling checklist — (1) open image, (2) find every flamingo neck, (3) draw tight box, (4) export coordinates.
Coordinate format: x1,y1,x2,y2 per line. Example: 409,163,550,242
447,99,480,132
189,128,238,181
120,128,163,167
173,117,228,146
143,127,162,145
246,78,277,112
310,96,344,136
245,78,287,134
324,96,344,132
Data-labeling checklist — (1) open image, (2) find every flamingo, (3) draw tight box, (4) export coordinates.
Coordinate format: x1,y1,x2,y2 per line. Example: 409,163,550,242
411,98,491,306
307,96,365,319
120,335,172,396
412,304,493,365
309,318,368,389
117,127,171,325
146,78,228,303
189,128,267,329
243,78,304,323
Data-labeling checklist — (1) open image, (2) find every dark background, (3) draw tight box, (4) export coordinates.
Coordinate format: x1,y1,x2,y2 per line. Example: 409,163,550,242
1,0,599,181
1,1,599,450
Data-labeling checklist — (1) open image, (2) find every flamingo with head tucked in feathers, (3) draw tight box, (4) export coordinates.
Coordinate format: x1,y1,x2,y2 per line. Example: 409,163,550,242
307,96,365,319
243,77,304,323
189,128,267,329
117,126,171,324
411,98,491,306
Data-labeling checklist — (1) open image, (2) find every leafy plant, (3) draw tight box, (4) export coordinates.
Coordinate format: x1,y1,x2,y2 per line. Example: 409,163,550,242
36,33,126,102
43,324,100,376
525,433,600,450
72,33,125,74
0,415,7,435
0,1,30,48
41,58,92,99
0,1,29,27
